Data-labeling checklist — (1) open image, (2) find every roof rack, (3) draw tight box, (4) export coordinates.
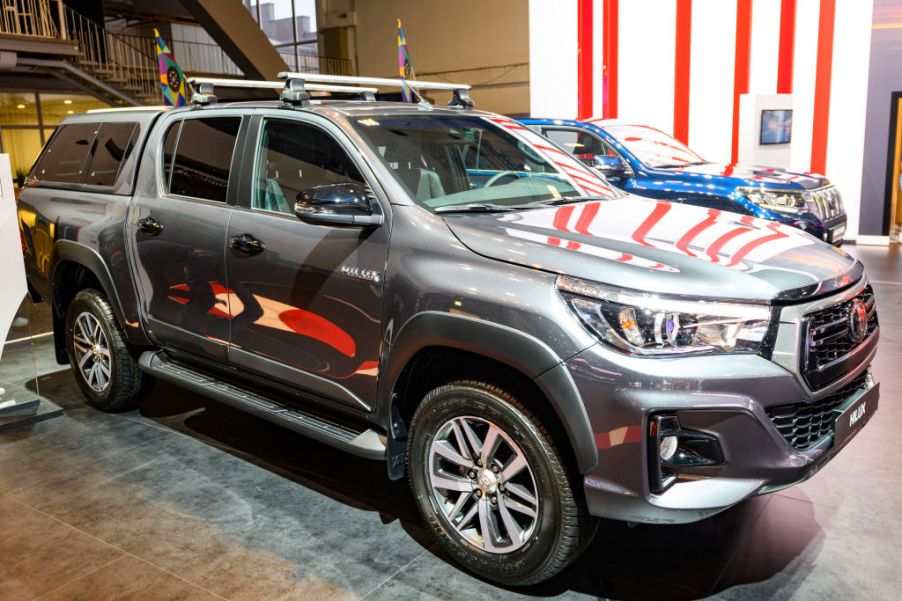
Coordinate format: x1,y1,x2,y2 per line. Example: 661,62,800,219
276,72,474,109
187,77,379,106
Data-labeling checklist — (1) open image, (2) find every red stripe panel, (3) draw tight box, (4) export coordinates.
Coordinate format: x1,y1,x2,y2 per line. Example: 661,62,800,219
731,0,753,164
811,0,836,175
603,0,619,119
777,0,797,94
578,0,594,120
673,0,692,144
553,205,576,232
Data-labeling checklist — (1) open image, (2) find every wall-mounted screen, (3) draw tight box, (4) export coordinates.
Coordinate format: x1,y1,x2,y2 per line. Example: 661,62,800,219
760,109,793,145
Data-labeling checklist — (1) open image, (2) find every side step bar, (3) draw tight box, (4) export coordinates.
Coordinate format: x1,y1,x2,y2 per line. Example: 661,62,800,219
138,351,386,461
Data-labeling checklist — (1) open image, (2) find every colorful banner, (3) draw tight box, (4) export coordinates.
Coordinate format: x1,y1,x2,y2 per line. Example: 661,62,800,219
155,28,188,107
397,18,414,102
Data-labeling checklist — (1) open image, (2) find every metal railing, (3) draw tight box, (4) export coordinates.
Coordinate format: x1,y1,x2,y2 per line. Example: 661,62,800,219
170,39,242,76
1,1,353,104
64,8,158,101
0,0,62,38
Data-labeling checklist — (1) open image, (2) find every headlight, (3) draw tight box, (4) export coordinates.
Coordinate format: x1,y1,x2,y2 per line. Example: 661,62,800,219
738,187,806,213
559,276,770,356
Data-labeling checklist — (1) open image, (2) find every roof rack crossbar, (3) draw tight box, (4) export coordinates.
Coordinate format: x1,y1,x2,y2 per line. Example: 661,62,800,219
187,77,377,106
276,72,474,108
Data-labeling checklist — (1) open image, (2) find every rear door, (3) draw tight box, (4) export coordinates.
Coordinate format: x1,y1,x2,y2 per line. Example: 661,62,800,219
224,114,390,413
128,113,245,361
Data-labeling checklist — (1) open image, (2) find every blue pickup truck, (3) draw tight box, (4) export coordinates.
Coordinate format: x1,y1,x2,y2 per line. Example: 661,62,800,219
519,118,847,245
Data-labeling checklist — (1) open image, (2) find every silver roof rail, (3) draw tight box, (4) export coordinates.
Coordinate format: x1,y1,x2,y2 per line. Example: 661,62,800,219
187,77,378,106
276,72,474,109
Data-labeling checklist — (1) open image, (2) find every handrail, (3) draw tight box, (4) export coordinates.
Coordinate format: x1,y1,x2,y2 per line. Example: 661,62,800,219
0,0,61,38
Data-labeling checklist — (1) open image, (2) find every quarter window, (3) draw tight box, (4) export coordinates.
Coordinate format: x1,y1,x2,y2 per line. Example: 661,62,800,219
32,123,98,183
84,122,139,186
253,119,364,214
168,117,241,202
542,128,613,158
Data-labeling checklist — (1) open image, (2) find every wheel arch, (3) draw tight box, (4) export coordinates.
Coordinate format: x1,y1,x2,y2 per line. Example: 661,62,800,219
382,312,598,476
50,240,149,363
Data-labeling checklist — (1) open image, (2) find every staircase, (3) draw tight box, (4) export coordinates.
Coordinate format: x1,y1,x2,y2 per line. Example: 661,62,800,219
62,7,158,105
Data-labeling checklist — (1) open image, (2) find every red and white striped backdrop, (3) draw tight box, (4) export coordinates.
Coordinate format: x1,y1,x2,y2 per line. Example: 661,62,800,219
528,0,873,240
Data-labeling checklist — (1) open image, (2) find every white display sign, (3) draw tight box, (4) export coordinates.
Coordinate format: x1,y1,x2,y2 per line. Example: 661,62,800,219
0,154,28,362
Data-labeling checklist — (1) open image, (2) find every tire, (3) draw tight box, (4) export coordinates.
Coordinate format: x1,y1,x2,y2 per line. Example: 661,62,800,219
408,380,596,586
65,288,152,412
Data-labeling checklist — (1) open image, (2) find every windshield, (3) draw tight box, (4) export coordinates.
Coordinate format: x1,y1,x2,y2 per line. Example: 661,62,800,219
604,124,706,169
351,114,618,211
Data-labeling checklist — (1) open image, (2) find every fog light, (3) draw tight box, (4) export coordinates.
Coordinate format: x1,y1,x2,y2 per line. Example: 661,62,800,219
659,435,678,461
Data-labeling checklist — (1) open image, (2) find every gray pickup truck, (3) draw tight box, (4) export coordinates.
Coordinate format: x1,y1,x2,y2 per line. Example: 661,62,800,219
17,76,880,586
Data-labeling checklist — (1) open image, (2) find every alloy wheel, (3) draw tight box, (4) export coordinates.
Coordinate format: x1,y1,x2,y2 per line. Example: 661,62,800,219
72,311,112,393
428,415,540,554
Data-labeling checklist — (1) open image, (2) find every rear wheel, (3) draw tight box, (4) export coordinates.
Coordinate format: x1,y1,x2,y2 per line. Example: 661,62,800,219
408,380,595,585
65,289,151,412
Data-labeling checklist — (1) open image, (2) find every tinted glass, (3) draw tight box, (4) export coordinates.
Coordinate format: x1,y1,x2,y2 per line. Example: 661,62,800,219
254,119,364,214
352,115,586,210
161,120,180,189
84,122,139,186
604,124,705,168
169,117,240,202
543,128,612,158
32,123,97,183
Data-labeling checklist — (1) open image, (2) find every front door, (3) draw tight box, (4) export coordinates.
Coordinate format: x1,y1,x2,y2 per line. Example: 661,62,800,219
129,114,243,361
225,115,389,412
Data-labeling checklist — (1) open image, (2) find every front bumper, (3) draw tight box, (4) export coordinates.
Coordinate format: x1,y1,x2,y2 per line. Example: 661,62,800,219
567,302,878,525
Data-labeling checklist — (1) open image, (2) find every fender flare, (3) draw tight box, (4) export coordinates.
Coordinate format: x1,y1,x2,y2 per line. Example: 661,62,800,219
383,311,598,473
52,240,149,345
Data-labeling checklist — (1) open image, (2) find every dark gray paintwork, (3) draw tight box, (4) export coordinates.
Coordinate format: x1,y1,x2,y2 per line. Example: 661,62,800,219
17,99,880,525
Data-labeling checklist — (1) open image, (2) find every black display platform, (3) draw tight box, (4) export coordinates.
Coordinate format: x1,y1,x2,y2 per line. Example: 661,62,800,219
0,384,63,432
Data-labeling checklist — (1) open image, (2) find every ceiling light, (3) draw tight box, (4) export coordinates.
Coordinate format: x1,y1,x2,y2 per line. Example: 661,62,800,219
16,104,25,109
64,99,72,105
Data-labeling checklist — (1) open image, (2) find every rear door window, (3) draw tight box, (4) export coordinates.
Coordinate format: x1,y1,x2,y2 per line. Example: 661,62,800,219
168,117,241,202
84,122,139,186
32,122,98,183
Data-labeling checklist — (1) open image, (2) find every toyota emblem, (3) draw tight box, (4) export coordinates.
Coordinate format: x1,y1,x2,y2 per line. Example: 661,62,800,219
848,299,869,343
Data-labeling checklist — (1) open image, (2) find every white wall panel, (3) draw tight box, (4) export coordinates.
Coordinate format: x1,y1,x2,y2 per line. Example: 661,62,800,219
687,0,736,163
748,0,781,94
788,0,820,173
617,0,676,134
825,0,874,239
529,0,578,117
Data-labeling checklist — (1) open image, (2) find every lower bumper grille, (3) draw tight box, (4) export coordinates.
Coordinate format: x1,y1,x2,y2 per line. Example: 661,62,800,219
766,372,868,451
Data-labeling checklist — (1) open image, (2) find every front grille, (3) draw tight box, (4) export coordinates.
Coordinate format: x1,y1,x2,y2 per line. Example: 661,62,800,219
804,185,844,220
801,285,878,389
766,372,869,451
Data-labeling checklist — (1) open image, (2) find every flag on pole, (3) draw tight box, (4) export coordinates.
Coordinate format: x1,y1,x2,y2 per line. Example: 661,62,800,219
154,29,188,107
397,18,415,102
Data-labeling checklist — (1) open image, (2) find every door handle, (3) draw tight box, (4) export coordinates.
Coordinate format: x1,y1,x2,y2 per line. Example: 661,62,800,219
229,233,265,255
137,215,164,236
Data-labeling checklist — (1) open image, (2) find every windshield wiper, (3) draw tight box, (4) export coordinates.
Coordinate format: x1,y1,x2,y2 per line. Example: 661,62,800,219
434,203,515,214
518,195,613,207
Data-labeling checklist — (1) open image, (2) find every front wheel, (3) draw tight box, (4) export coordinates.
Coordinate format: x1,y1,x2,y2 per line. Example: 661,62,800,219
408,380,596,585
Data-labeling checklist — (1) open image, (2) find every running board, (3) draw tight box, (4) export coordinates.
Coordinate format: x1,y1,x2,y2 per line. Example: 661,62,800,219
138,351,386,460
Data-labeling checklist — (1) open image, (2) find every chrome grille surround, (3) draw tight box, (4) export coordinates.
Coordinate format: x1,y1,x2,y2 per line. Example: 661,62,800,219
803,185,844,220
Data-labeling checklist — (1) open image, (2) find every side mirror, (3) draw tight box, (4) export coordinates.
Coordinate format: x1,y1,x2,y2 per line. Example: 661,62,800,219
294,182,383,227
588,155,629,183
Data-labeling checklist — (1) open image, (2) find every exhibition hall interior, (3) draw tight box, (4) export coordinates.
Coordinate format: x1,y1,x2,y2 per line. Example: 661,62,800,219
1,0,901,599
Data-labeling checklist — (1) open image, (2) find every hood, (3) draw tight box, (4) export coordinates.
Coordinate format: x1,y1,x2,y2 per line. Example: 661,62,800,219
658,163,829,190
443,197,859,302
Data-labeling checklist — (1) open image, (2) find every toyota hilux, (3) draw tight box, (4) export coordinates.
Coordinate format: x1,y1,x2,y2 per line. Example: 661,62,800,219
17,74,879,586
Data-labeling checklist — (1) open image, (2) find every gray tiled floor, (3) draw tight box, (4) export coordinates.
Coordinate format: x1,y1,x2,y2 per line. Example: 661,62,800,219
0,245,899,600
